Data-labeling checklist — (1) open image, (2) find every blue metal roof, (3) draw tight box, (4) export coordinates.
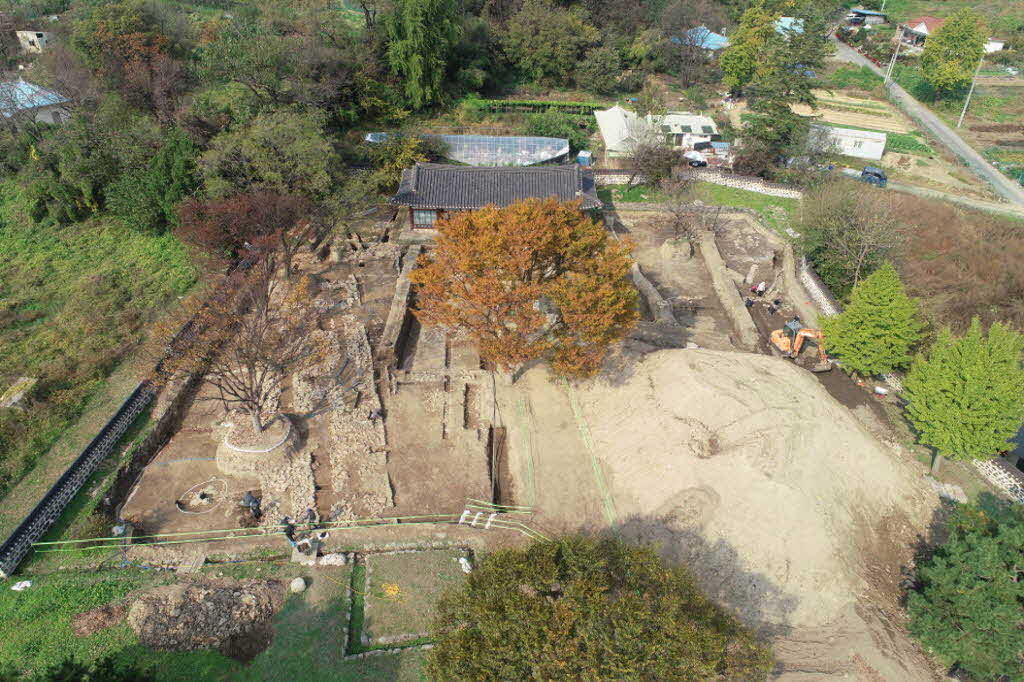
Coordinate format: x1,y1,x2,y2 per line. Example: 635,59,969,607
685,26,730,50
775,16,805,34
0,80,66,118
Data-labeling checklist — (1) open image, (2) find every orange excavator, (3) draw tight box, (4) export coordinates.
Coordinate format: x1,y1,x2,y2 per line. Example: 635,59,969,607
770,317,832,373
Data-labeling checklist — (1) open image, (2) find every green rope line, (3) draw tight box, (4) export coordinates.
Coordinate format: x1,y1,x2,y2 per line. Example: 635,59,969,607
36,517,463,554
33,515,547,554
487,518,549,542
34,531,283,553
562,379,617,529
466,498,533,511
34,514,458,547
465,504,532,515
515,397,538,506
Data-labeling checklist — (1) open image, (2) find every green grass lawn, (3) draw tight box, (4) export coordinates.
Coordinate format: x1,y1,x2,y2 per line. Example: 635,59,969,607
0,180,195,502
0,563,428,681
362,550,467,647
694,183,799,234
823,65,884,94
600,181,800,234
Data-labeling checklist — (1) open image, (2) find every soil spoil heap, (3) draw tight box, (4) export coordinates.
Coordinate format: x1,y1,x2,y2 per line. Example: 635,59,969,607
577,349,939,680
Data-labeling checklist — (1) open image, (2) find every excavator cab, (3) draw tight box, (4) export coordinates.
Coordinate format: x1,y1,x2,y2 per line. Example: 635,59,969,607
770,317,832,373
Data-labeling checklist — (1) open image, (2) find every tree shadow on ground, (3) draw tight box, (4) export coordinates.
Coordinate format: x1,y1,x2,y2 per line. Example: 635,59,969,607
617,513,800,641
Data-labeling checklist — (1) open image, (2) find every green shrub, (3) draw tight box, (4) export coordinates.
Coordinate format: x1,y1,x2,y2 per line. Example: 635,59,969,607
525,109,593,152
907,499,1024,680
427,536,773,680
821,263,925,376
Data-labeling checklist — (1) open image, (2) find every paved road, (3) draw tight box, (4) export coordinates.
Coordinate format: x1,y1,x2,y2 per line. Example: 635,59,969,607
839,168,1024,219
831,38,1024,209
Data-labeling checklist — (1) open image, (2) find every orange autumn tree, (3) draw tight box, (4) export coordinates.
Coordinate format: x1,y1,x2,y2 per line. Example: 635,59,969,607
410,198,638,377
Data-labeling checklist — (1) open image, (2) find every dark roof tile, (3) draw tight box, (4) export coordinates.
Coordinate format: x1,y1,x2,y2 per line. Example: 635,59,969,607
390,163,602,210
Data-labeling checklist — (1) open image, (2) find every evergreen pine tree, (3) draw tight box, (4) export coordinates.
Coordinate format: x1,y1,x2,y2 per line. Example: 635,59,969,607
907,500,1024,680
903,318,1024,462
821,262,924,376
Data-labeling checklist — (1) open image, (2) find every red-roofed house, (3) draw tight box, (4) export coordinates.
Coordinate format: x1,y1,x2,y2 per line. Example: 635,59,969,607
900,15,944,48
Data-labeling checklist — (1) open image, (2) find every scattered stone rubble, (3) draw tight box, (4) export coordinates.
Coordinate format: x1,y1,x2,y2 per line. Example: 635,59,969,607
327,315,392,519
126,579,284,653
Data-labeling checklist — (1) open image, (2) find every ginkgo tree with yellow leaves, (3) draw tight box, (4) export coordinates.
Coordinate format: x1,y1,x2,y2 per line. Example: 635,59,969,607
409,198,639,378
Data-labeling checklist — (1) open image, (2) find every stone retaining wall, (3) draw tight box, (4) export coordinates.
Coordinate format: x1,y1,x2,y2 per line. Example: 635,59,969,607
973,459,1024,504
377,245,421,366
630,263,675,325
595,169,804,199
698,230,760,350
687,168,804,199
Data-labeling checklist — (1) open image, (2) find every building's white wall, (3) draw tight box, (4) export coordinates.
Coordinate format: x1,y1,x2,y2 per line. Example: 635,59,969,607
31,105,68,125
15,31,51,54
833,135,885,160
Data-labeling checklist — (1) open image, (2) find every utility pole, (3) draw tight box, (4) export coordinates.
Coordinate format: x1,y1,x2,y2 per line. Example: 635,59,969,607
957,55,985,128
885,26,904,84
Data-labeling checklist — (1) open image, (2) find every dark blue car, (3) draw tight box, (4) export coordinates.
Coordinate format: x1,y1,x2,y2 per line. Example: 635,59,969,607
860,166,887,188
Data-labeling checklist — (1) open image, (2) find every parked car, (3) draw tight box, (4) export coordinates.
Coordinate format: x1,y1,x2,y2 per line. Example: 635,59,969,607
859,166,887,188
684,150,708,167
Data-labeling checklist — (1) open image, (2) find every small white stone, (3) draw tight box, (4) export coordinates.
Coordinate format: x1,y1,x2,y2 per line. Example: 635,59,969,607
290,577,307,593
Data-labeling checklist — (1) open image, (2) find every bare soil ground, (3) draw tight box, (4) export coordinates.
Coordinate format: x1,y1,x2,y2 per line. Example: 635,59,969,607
387,324,492,517
611,209,740,352
492,211,949,679
499,349,939,680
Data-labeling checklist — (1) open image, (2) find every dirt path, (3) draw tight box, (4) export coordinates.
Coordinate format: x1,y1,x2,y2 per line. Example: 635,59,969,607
838,168,1024,218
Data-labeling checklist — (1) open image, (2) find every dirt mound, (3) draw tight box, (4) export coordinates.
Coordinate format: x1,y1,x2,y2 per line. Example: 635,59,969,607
127,579,284,660
578,349,939,680
72,603,126,637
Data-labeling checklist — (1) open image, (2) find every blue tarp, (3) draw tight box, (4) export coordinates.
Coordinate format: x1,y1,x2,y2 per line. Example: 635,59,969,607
684,26,730,50
775,16,805,34
0,80,66,118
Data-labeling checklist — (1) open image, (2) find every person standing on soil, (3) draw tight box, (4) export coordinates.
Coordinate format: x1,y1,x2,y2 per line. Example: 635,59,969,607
280,518,297,547
304,506,318,530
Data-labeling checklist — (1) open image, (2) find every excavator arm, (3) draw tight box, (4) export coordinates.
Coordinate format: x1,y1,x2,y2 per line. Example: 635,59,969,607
792,329,830,372
775,326,831,372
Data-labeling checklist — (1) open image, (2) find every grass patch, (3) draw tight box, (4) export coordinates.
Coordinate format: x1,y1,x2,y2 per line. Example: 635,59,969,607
362,550,467,647
598,184,664,203
0,568,172,677
0,563,427,681
601,181,799,234
887,131,933,156
693,182,799,234
824,65,884,93
0,180,195,501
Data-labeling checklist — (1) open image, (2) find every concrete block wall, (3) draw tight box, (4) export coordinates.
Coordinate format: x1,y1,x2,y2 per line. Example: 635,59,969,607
0,382,156,577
